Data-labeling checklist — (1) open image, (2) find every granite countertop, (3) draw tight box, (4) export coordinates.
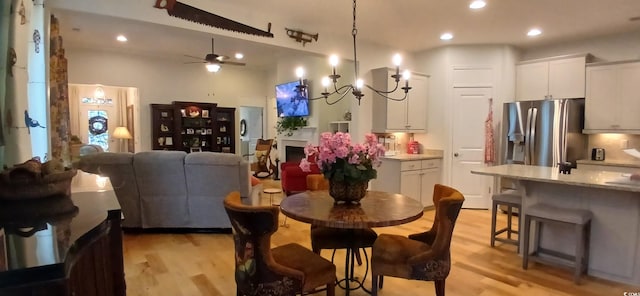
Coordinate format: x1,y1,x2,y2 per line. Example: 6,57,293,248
382,149,443,161
577,159,640,169
471,164,640,192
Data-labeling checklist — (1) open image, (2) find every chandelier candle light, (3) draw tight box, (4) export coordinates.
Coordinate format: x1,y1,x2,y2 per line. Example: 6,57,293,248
295,0,412,105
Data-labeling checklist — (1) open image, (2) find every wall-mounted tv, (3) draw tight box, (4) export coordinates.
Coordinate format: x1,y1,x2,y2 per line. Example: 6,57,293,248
276,80,309,117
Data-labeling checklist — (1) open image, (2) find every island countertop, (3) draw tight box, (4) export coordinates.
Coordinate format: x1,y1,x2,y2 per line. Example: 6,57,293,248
471,164,640,193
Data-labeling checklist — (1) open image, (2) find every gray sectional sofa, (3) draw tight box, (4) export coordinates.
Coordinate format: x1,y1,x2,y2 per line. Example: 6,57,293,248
77,151,260,229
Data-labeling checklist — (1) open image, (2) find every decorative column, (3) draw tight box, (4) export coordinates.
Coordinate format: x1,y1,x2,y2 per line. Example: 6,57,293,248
49,15,71,165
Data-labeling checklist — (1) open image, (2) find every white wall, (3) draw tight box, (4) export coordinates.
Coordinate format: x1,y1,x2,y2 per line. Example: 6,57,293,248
66,48,268,151
412,45,519,183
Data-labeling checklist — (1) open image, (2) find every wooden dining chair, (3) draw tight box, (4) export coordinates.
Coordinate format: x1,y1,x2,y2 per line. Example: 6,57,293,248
223,191,336,296
370,184,465,296
306,174,378,266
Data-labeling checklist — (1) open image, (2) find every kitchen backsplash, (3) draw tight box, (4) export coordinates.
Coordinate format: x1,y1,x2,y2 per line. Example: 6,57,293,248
588,134,640,161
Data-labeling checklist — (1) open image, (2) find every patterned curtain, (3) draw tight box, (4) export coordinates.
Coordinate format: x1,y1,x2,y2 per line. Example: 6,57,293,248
49,15,72,165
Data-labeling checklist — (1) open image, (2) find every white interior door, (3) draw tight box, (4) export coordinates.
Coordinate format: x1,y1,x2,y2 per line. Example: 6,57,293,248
451,87,492,209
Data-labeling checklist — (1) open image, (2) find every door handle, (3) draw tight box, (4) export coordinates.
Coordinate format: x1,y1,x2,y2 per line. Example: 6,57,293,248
454,153,459,157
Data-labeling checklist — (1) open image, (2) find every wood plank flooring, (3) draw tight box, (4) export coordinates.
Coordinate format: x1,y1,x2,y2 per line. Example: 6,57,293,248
122,180,638,295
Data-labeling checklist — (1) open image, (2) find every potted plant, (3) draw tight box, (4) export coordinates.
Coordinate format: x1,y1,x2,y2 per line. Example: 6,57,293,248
275,116,307,136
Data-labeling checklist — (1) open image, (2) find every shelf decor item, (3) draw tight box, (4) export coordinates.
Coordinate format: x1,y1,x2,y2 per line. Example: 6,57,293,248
300,132,385,204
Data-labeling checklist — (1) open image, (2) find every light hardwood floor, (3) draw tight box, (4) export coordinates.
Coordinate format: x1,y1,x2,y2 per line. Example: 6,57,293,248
122,180,637,295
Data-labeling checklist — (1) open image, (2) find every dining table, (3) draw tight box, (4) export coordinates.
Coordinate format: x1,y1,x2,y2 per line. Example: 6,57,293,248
279,190,424,295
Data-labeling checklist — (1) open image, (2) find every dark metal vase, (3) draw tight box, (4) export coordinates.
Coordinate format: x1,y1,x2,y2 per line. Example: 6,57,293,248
329,180,368,204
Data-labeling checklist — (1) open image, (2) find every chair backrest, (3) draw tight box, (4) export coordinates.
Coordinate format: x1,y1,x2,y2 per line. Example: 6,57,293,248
223,192,303,295
306,174,329,191
430,184,465,256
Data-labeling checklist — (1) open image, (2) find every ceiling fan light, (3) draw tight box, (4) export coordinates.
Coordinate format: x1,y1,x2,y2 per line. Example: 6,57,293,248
235,53,244,59
206,63,221,72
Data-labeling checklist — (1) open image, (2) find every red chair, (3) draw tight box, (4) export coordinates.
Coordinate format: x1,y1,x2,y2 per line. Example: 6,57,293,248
280,161,321,196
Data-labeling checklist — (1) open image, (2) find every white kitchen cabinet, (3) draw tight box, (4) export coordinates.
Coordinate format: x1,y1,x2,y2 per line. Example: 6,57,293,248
516,55,589,101
372,158,442,207
371,68,429,132
584,61,640,133
328,121,350,133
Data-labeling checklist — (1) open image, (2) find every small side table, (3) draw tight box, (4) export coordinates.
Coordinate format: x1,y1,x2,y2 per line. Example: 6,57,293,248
263,188,288,227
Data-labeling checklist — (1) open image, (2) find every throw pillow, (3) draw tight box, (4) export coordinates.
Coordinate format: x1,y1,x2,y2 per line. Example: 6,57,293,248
254,150,267,167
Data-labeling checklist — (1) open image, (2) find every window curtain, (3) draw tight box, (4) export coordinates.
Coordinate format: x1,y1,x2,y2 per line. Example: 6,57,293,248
68,85,80,138
116,88,128,152
49,15,72,165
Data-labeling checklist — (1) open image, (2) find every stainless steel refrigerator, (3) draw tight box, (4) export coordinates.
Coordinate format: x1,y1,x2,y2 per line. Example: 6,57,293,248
502,98,587,168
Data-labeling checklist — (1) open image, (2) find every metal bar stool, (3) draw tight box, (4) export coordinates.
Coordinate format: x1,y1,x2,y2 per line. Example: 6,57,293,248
522,203,592,284
490,193,522,252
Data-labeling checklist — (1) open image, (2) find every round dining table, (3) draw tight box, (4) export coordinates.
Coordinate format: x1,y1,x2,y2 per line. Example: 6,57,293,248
279,190,425,295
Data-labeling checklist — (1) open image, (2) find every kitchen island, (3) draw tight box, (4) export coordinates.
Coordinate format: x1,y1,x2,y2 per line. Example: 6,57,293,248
471,164,640,286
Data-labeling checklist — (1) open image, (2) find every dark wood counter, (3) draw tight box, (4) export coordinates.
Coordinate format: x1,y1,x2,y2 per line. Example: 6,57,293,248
0,189,124,295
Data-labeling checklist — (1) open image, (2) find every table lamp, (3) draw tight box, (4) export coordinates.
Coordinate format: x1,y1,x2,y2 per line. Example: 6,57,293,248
113,126,132,152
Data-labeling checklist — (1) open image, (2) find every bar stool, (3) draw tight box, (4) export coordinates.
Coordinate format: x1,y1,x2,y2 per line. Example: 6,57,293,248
263,188,289,227
490,192,521,252
522,203,592,284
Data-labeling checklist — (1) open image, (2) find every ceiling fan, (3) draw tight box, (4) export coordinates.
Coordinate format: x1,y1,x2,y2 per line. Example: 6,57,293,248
185,38,245,72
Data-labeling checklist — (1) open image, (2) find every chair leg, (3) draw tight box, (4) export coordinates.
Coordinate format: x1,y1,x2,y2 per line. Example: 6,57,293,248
354,248,363,266
379,275,384,289
326,281,335,296
522,215,531,269
371,274,378,296
435,279,446,296
490,201,497,247
574,223,585,284
507,205,513,239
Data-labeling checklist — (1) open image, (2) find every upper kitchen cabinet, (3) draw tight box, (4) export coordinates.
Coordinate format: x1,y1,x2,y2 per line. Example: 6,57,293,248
372,68,429,132
584,61,640,133
516,54,591,101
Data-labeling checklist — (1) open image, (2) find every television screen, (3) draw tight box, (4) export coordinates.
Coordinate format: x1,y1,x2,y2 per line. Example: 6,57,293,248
276,81,309,117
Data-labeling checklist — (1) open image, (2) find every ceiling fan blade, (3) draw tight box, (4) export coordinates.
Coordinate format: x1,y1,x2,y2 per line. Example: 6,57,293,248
216,55,231,61
184,61,207,64
220,61,246,66
184,54,205,61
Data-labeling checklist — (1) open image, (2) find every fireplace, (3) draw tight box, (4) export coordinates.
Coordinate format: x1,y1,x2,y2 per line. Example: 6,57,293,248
285,146,306,163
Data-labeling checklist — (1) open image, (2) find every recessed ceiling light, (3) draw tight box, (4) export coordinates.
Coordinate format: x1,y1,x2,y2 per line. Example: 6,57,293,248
469,0,486,9
116,35,127,42
235,53,244,59
440,33,454,40
527,28,542,37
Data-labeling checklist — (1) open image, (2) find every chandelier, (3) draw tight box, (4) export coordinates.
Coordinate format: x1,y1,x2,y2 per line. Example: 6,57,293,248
295,0,412,105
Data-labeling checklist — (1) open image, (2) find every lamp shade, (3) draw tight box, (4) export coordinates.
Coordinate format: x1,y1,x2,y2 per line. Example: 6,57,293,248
113,126,132,139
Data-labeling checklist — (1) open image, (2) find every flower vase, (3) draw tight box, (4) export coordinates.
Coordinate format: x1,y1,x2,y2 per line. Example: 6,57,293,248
329,179,368,204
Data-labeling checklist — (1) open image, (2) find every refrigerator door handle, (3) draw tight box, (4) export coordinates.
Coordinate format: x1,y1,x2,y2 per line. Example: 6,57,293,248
529,107,538,165
525,107,533,165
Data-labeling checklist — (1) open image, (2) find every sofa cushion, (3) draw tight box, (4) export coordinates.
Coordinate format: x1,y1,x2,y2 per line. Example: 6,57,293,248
134,151,189,228
184,152,251,228
77,152,142,228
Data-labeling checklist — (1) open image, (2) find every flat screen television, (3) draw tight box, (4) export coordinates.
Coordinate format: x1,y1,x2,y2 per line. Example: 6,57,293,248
276,80,309,117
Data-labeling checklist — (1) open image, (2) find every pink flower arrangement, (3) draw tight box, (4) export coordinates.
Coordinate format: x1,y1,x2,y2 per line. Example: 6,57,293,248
300,132,385,182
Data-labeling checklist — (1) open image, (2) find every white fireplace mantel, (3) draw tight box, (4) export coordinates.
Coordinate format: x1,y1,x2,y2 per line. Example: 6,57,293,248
277,127,318,162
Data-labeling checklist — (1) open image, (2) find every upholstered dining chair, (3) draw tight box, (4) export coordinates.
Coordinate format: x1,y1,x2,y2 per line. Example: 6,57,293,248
251,139,275,178
224,191,336,296
370,184,465,296
306,174,378,266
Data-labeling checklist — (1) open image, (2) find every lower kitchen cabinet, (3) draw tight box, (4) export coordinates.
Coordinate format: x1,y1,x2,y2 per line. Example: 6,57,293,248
372,158,442,207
